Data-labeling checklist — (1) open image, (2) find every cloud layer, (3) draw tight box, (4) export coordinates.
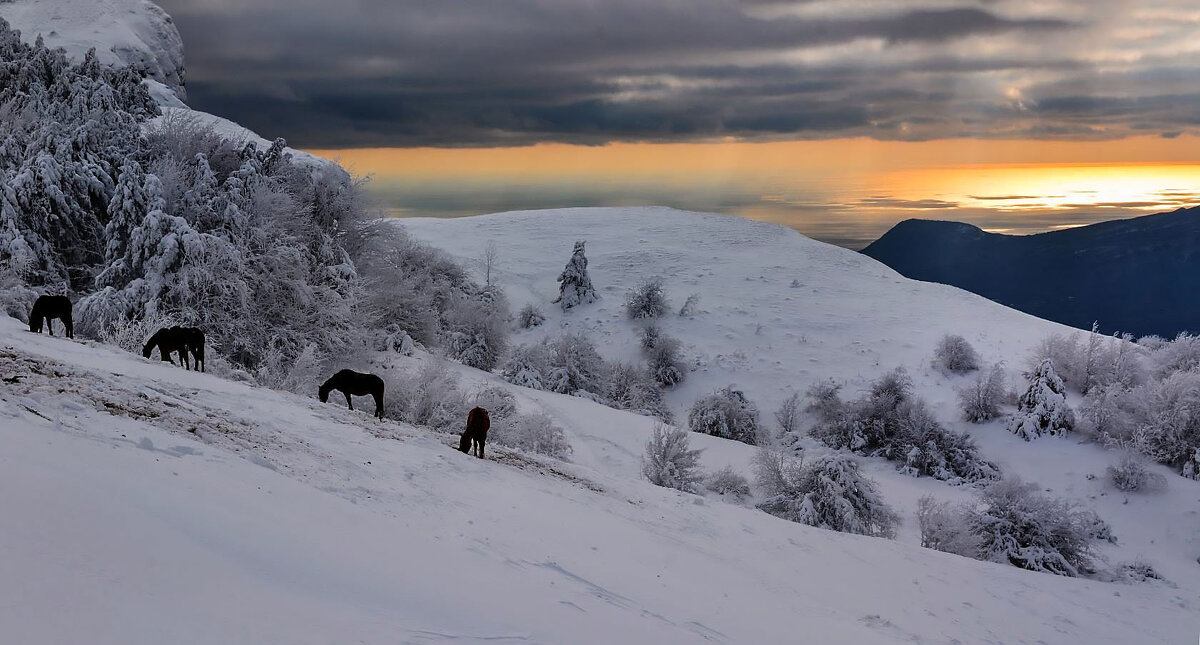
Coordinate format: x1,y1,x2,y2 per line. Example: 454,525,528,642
159,0,1200,147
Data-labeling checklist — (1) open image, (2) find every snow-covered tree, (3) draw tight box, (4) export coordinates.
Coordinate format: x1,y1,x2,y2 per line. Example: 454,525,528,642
643,329,686,387
704,466,751,500
755,452,899,538
554,240,597,310
605,362,672,422
517,303,545,328
971,477,1102,577
958,363,1007,422
1008,359,1075,440
642,424,704,493
490,412,572,460
688,386,761,445
625,275,668,319
1106,452,1166,493
774,390,802,435
934,334,981,374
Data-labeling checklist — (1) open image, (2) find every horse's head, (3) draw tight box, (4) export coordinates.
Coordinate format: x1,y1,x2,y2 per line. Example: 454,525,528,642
318,382,331,403
142,340,154,359
28,316,41,333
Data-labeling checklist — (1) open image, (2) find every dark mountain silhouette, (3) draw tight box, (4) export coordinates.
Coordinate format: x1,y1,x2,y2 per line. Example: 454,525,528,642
860,206,1200,339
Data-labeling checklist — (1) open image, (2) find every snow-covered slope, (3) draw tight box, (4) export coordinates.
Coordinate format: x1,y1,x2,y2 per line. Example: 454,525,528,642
0,0,185,100
2,316,1197,644
0,0,336,172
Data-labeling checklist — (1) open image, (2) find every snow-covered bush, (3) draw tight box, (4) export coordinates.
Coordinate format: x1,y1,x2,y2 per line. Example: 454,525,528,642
544,332,607,395
501,342,552,390
642,424,704,493
704,466,751,500
625,276,668,319
774,391,803,435
678,293,700,317
605,362,673,422
473,386,518,420
1113,559,1165,584
644,331,686,387
384,361,471,432
444,286,511,371
688,386,761,445
517,303,545,329
755,451,899,538
0,258,39,323
809,369,999,483
1106,452,1167,493
491,412,572,460
1008,359,1075,440
1030,330,1143,392
916,495,978,558
1146,331,1200,378
971,477,1102,577
958,363,1007,422
1184,448,1200,480
554,240,597,310
934,334,980,374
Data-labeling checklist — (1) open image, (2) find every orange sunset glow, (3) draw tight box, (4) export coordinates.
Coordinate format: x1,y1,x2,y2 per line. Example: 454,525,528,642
308,136,1200,247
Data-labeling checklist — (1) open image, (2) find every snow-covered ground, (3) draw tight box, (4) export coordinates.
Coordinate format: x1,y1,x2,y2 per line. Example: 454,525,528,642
2,315,1197,644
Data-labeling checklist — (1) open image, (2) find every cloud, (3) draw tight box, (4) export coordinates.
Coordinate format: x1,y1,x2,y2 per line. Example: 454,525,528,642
156,0,1200,147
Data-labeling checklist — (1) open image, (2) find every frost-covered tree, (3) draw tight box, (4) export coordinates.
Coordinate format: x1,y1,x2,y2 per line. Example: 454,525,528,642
774,390,803,435
445,286,511,371
642,424,704,493
1008,359,1075,440
554,240,597,310
958,363,1007,422
755,451,898,538
1106,452,1166,493
705,466,751,500
916,495,978,557
688,386,760,445
491,412,572,460
625,275,668,319
643,329,686,387
605,362,672,422
934,334,980,374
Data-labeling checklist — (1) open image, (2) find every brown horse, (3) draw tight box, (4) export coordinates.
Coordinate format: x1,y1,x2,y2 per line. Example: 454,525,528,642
319,369,385,419
143,326,205,371
458,407,491,459
29,295,73,338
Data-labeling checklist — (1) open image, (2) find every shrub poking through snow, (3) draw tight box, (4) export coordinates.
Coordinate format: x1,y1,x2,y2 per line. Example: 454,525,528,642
971,477,1102,577
688,386,761,445
754,450,899,538
554,240,597,310
491,412,573,460
774,390,803,435
916,495,979,558
605,362,673,423
644,332,686,387
642,424,704,493
808,369,999,484
705,466,751,500
517,303,546,329
1008,359,1075,440
958,363,1007,422
383,360,470,432
625,276,668,319
1114,559,1164,584
678,293,700,317
934,334,981,374
1107,452,1166,493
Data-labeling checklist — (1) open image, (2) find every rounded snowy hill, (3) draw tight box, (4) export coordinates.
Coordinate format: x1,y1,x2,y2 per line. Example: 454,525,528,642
401,206,1077,419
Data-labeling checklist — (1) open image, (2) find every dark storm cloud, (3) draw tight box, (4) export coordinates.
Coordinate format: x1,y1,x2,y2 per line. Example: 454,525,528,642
156,0,1200,147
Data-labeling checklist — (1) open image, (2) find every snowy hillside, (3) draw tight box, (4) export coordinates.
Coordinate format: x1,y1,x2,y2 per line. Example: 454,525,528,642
0,0,185,100
2,315,1198,643
0,0,335,172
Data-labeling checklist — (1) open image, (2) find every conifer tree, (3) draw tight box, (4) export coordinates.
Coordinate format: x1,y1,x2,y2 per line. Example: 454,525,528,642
1008,359,1075,440
554,240,597,310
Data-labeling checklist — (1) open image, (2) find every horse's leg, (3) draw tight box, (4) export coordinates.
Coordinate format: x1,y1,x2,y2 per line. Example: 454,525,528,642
182,349,190,371
64,314,73,339
344,392,353,411
47,318,54,336
373,391,384,419
477,438,485,460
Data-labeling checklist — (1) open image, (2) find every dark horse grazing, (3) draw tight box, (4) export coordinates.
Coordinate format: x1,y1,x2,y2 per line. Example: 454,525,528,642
319,369,385,419
458,407,491,459
29,295,73,338
143,326,206,371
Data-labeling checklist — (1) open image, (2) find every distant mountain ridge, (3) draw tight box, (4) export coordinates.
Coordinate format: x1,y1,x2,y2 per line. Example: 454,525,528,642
861,206,1200,338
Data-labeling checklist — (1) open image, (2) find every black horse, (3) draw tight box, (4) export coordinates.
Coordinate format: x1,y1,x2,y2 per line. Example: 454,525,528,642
29,295,73,338
319,369,385,419
143,326,205,371
458,407,491,459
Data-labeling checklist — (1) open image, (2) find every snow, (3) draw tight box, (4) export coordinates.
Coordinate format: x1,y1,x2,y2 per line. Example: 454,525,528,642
0,0,185,100
4,295,1198,642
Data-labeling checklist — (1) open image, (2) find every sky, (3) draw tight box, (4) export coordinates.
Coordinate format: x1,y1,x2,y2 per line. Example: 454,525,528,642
159,0,1200,247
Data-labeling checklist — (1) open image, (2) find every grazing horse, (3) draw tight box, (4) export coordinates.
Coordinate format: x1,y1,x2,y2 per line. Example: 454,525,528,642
29,295,73,338
458,407,491,459
319,369,385,419
143,326,204,370
175,326,206,372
